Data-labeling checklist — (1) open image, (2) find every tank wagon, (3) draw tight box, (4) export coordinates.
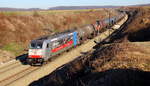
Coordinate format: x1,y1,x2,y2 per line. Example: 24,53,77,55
27,13,125,65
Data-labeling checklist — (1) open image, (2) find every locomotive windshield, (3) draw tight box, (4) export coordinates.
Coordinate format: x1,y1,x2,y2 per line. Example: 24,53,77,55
30,42,43,49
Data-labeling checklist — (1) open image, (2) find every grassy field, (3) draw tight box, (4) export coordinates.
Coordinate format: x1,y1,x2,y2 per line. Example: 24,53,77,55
1,42,24,56
0,9,103,16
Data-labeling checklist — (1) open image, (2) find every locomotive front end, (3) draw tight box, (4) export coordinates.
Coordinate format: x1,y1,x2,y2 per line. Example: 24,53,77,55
27,41,44,65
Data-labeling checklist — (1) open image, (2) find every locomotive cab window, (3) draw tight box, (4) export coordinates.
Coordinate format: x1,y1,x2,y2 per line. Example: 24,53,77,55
37,43,42,49
30,42,43,49
96,20,100,25
30,43,36,48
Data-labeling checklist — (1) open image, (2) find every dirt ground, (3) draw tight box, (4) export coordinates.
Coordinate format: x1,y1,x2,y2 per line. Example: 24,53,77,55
29,6,150,86
0,50,15,63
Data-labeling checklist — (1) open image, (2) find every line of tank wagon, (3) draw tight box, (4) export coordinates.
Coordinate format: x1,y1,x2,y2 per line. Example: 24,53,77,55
27,12,125,65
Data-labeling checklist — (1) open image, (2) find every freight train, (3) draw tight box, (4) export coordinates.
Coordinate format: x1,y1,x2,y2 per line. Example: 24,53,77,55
27,13,125,65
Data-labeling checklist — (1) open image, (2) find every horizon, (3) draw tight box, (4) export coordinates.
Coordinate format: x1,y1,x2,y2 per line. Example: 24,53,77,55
0,0,150,9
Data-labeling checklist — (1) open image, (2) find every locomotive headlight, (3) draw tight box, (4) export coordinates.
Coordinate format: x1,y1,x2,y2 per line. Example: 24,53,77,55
38,59,43,62
27,58,32,62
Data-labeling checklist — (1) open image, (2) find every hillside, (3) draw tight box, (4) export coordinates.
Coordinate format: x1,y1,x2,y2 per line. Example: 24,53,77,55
131,3,150,6
0,6,119,11
48,6,119,10
110,6,150,42
0,8,42,11
0,9,117,62
0,4,149,11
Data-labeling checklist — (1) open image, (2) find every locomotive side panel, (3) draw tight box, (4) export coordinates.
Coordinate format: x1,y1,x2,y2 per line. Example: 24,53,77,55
50,35,74,57
48,31,79,58
42,40,51,61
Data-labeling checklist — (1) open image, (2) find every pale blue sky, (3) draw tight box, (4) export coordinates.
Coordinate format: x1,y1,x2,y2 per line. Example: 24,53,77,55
0,0,149,9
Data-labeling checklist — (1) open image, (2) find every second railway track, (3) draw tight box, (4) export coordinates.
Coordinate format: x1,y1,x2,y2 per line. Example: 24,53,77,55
0,66,39,86
0,61,21,75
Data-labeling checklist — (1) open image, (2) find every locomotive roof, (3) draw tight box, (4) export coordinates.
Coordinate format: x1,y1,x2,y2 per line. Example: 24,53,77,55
48,30,76,42
31,29,76,43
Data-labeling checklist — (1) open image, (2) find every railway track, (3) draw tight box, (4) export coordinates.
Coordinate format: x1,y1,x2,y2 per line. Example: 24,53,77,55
0,66,39,86
0,60,18,69
0,61,35,86
0,61,21,75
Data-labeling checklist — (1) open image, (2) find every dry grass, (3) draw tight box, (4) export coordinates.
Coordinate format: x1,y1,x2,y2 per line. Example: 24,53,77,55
0,9,118,60
92,43,150,72
0,9,103,16
125,7,150,33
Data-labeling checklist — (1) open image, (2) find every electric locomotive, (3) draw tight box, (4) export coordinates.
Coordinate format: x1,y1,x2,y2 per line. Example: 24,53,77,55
27,30,79,65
